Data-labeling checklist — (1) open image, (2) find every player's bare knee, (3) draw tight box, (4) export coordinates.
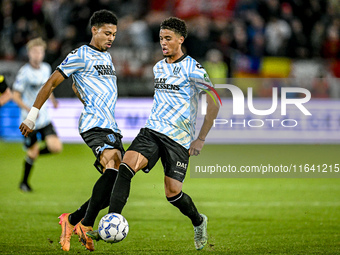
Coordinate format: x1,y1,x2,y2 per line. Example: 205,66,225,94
46,136,63,154
27,146,39,159
104,159,116,169
49,141,63,154
27,152,39,160
164,176,183,198
52,143,63,154
101,149,121,169
122,151,147,172
113,150,122,169
164,185,181,198
165,190,181,198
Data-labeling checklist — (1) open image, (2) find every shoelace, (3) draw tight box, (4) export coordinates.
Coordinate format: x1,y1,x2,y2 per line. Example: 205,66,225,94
194,225,203,240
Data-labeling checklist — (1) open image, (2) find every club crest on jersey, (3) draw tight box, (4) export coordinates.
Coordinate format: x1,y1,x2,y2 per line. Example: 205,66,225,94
61,57,68,65
94,65,116,76
107,134,116,143
172,66,181,76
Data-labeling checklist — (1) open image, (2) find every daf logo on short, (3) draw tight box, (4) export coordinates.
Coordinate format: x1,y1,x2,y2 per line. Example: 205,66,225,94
173,66,181,76
176,161,187,169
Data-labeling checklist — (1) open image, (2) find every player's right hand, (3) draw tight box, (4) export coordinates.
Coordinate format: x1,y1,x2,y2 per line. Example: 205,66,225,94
19,119,35,137
189,138,204,156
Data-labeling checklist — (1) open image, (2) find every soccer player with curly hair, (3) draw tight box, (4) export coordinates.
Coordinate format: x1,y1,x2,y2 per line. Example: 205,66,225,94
19,10,124,251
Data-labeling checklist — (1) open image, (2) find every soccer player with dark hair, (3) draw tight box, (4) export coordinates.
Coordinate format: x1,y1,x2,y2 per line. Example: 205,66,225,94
13,37,63,192
0,75,12,106
19,10,123,251
89,17,220,250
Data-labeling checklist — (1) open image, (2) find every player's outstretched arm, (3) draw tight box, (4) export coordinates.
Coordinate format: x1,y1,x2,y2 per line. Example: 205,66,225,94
12,91,30,112
49,92,59,108
189,93,220,156
0,88,12,106
19,70,65,137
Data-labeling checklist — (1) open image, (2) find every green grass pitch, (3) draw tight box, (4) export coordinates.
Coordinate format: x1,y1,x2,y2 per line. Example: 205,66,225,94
0,141,339,254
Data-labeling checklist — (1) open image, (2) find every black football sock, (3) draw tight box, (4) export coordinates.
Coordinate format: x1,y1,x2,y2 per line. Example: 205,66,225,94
109,163,135,214
39,146,51,155
82,168,118,227
167,191,203,226
68,199,90,226
101,194,110,209
69,184,112,226
22,156,34,184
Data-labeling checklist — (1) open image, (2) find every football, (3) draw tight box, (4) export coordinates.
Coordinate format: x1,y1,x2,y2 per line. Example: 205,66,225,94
98,213,129,243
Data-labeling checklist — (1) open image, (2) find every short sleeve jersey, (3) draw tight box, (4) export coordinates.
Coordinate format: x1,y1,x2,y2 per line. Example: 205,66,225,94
13,63,52,129
145,54,213,149
57,44,121,134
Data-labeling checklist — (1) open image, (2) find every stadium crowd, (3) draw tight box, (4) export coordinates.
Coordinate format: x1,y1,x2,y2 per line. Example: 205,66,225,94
0,0,339,97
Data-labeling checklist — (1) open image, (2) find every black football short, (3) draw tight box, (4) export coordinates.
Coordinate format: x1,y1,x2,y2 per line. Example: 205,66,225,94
81,127,125,173
24,123,57,148
128,128,189,182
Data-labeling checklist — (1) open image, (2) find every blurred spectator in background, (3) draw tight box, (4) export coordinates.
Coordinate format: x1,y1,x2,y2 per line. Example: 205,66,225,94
0,0,15,59
257,0,280,22
311,70,330,98
68,0,92,45
42,0,73,41
184,16,211,60
287,19,309,58
322,25,340,59
264,16,291,56
0,0,339,97
203,49,228,82
280,2,294,23
247,11,265,58
115,14,152,48
311,21,326,57
230,19,249,55
12,17,30,58
1,0,339,63
331,59,340,78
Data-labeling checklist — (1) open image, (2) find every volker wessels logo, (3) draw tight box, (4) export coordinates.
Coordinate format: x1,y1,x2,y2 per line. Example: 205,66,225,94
94,65,116,76
200,84,312,129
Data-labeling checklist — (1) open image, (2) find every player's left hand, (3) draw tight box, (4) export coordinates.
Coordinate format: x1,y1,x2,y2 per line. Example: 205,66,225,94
19,119,35,137
189,138,204,156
